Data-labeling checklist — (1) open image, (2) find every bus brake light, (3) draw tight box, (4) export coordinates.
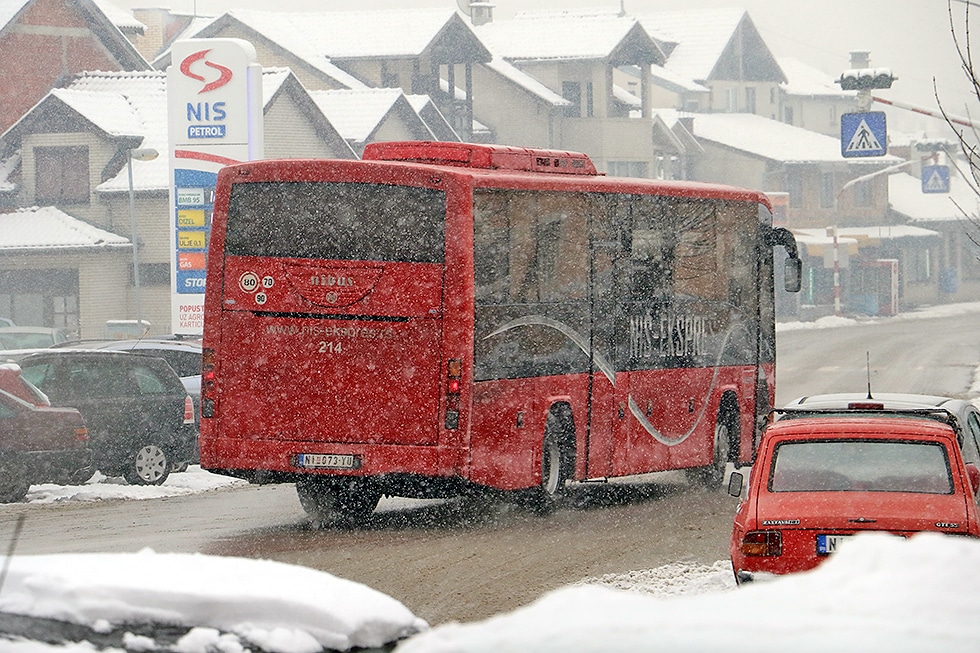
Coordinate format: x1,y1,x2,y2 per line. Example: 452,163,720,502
446,359,462,430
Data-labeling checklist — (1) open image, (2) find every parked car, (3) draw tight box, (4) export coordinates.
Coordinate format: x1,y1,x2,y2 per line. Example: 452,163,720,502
0,362,49,406
58,338,202,426
10,349,197,485
0,388,92,502
0,326,70,350
729,415,980,583
781,392,980,465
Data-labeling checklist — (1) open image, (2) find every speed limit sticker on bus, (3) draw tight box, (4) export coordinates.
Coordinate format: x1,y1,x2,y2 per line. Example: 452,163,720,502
239,271,259,293
295,453,360,469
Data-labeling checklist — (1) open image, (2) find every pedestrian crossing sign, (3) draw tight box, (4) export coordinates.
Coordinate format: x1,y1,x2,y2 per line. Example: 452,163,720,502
841,111,887,158
921,165,950,194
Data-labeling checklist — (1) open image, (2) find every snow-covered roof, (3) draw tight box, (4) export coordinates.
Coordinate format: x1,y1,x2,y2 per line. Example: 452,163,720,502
0,0,149,69
62,70,170,193
482,57,571,107
779,57,855,98
477,9,664,64
0,0,28,32
690,112,900,165
0,206,129,251
638,8,747,81
406,94,460,142
310,88,429,144
890,170,980,222
649,63,711,94
92,0,145,34
837,224,941,240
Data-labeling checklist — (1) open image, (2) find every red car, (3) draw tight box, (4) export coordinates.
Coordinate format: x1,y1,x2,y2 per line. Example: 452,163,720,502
0,389,92,502
729,415,980,583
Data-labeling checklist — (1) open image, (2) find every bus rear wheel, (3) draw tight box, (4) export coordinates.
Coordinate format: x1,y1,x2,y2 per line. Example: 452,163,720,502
686,408,737,488
519,411,572,515
296,477,381,526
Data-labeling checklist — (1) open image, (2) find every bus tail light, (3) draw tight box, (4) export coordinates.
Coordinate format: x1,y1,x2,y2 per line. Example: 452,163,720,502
741,531,782,556
201,347,216,418
445,358,462,430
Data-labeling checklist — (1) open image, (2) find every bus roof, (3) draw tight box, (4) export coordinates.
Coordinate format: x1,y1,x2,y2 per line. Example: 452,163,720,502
362,141,598,176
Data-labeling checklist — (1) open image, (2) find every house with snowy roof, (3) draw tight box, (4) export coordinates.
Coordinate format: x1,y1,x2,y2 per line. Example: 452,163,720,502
688,112,943,314
149,7,491,141
634,8,785,118
778,57,858,137
0,68,356,336
0,0,151,134
309,88,447,156
471,9,672,175
889,169,980,304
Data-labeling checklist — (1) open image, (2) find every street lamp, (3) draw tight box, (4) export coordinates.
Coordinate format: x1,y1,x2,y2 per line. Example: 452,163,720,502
128,147,159,334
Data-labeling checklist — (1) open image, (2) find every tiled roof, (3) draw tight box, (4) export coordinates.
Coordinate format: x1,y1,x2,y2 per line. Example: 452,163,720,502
0,206,129,250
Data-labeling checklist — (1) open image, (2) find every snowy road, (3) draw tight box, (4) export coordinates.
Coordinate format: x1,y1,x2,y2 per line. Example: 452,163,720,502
1,307,977,627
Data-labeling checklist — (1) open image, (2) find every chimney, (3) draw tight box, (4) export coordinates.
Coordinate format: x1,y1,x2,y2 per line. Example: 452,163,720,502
849,50,871,69
470,2,494,26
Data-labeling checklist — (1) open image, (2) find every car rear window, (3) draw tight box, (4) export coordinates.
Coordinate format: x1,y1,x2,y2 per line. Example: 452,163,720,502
769,439,953,494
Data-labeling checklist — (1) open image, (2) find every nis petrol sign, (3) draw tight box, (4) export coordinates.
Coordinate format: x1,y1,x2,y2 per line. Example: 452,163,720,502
180,49,233,139
169,39,259,150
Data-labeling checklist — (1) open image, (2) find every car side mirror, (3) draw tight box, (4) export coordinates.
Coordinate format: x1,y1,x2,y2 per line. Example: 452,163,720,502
728,471,744,497
784,257,802,293
966,463,980,496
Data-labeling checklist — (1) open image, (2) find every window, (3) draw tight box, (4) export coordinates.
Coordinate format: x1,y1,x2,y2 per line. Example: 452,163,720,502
853,179,873,207
562,82,581,117
35,146,89,204
820,172,835,208
745,87,756,113
586,82,594,117
726,88,738,112
607,161,649,179
770,439,953,494
787,172,803,208
783,106,794,125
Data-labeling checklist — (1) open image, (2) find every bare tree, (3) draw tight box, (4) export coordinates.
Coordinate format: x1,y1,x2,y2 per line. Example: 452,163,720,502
940,0,980,249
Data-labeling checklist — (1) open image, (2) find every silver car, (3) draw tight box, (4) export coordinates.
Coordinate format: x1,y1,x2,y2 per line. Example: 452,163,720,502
780,393,980,466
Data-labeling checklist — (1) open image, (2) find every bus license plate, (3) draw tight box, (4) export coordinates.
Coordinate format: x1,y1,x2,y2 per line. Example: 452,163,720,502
297,453,358,469
816,534,850,555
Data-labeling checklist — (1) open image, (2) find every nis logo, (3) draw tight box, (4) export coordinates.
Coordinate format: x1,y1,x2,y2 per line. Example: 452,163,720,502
180,49,232,139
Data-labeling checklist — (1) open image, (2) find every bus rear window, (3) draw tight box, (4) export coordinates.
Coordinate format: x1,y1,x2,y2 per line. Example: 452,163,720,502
224,181,446,263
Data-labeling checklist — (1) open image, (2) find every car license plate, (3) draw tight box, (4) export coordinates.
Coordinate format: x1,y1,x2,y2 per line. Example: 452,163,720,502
296,453,358,469
816,534,850,555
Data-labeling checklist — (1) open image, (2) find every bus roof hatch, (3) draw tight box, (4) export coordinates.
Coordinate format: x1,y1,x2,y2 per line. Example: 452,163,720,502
362,141,598,176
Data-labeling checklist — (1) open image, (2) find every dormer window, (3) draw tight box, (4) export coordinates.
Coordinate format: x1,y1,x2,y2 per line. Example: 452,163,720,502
34,146,89,205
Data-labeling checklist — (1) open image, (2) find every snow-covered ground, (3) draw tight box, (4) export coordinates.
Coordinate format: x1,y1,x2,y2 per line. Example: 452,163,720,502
4,302,980,651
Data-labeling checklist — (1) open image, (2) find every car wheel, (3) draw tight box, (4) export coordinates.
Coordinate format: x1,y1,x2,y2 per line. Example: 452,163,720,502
519,411,572,515
296,477,381,527
0,465,30,503
687,408,737,488
124,442,171,486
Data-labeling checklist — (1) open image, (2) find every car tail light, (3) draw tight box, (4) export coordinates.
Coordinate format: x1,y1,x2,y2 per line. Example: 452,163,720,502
445,358,462,430
183,395,195,425
741,530,782,556
75,426,88,443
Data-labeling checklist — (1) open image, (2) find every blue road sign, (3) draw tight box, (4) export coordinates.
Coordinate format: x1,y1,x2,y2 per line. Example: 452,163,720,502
921,165,950,194
841,111,887,157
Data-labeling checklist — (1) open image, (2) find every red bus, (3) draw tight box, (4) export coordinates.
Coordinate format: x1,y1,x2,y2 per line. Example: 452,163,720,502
200,141,801,522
